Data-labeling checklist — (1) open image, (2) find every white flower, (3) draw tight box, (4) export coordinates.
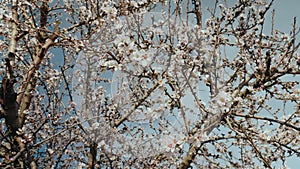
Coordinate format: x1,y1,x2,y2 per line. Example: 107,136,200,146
98,140,106,146
132,50,152,67
215,90,231,105
131,1,138,8
0,7,5,19
104,60,117,68
47,149,54,155
92,122,100,129
76,162,86,169
153,27,164,35
115,34,130,44
79,6,91,18
210,90,232,114
160,135,178,152
102,6,117,16
159,130,185,152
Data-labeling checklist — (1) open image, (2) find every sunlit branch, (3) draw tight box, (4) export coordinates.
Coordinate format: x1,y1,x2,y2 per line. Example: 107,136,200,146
114,82,160,128
232,113,300,132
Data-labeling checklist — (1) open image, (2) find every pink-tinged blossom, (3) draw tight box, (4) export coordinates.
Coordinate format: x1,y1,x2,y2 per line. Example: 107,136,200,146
160,134,185,152
131,50,153,67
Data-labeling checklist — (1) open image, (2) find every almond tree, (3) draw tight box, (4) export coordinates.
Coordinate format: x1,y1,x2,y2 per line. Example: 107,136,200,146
0,0,299,168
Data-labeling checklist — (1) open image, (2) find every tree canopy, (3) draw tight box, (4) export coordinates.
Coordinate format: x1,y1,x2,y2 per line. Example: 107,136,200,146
0,0,299,168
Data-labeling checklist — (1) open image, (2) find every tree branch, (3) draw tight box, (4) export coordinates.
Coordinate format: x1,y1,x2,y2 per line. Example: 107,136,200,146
114,82,160,128
232,113,300,131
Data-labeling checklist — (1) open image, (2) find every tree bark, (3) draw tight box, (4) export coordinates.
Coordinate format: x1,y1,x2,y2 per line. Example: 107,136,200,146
87,142,98,169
